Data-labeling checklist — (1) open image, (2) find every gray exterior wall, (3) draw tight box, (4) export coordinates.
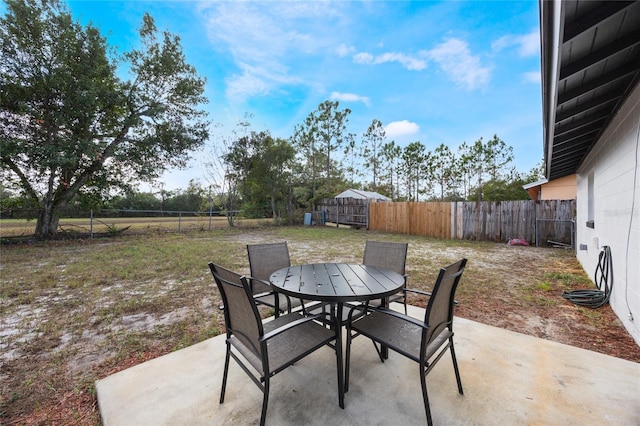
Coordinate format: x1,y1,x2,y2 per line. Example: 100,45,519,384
576,82,640,344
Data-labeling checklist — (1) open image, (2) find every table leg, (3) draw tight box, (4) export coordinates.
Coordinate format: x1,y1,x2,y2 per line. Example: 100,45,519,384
381,297,389,359
334,302,345,409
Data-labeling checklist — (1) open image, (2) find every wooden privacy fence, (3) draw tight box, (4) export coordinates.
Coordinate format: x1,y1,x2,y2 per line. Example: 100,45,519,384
366,199,576,244
369,202,451,239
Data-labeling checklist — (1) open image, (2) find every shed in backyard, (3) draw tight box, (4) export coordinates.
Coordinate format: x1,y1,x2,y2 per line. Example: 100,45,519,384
334,189,391,202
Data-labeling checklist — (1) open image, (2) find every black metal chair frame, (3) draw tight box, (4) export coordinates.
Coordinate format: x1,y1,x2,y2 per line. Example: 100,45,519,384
345,258,467,425
210,262,339,426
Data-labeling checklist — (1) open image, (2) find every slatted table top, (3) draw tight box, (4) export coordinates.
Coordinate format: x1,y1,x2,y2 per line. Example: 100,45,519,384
270,263,404,303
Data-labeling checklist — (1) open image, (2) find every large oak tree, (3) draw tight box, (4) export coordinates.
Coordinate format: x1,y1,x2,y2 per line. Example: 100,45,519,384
0,0,209,238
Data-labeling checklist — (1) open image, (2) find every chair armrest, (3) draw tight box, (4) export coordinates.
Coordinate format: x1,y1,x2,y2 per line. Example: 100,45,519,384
260,313,331,342
404,288,432,297
404,288,459,305
366,306,428,329
246,275,270,291
346,303,368,322
401,274,409,286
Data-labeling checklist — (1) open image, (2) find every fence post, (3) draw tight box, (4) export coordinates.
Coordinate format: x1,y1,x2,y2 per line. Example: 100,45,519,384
209,206,212,231
452,201,457,240
90,209,94,239
178,212,182,232
366,201,369,229
533,203,540,247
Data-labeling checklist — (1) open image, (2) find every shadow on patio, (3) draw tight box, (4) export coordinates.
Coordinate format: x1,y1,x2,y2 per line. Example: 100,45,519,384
96,305,639,425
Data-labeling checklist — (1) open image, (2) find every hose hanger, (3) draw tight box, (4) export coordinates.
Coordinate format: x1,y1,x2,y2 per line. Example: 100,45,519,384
562,246,613,309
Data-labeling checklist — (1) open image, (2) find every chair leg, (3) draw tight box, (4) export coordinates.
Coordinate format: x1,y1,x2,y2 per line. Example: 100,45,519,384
372,340,385,363
420,367,433,426
449,338,464,394
220,344,231,403
273,294,280,318
345,325,352,393
260,377,270,426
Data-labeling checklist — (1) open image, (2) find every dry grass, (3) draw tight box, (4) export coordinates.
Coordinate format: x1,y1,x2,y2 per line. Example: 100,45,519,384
1,225,637,424
0,216,272,238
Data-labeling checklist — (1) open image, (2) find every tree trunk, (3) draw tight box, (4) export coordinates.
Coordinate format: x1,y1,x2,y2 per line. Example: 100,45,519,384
270,189,277,220
35,202,60,239
326,146,331,194
225,211,235,227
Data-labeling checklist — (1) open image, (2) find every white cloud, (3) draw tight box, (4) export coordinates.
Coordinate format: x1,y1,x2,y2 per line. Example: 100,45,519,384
491,36,511,52
226,72,271,100
522,71,541,84
518,31,540,57
354,52,375,64
353,51,427,71
492,30,539,57
330,92,370,106
377,52,427,71
423,38,491,90
198,2,345,102
385,120,420,138
336,43,355,58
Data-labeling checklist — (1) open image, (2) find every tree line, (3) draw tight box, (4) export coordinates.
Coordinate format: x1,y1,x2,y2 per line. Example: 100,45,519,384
0,0,542,238
206,104,543,226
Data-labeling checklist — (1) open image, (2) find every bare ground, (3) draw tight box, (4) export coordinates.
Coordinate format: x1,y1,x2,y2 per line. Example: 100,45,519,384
1,229,638,425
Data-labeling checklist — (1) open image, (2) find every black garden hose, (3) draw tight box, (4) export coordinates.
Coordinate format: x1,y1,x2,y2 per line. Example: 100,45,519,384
562,246,613,308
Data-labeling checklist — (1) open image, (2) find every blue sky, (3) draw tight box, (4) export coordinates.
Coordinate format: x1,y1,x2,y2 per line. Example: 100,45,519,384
65,0,542,191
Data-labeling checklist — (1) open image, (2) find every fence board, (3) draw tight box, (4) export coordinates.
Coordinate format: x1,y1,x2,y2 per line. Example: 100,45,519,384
369,202,451,238
457,200,541,242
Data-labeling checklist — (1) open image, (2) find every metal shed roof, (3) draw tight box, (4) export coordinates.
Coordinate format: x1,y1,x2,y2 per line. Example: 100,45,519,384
540,0,640,181
334,189,391,201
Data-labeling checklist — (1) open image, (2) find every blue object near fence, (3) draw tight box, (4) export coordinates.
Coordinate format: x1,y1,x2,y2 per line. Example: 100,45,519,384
304,213,312,225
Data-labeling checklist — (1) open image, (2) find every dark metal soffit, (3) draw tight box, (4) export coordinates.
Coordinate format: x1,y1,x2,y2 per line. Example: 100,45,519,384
541,0,640,181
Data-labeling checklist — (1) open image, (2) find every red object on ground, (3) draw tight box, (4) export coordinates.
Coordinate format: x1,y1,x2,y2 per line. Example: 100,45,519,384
507,238,529,246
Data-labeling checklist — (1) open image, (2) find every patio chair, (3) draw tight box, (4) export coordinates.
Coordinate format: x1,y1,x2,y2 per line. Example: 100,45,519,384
246,242,302,315
363,240,409,314
209,263,339,426
345,258,467,426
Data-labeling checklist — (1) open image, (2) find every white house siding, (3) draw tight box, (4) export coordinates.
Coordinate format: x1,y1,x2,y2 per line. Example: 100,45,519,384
576,82,640,344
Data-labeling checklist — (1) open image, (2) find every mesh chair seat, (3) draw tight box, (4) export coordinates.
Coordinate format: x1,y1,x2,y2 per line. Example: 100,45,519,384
348,309,453,363
229,313,335,374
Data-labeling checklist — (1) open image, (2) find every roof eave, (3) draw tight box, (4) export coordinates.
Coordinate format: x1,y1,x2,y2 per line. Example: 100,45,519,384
540,0,564,180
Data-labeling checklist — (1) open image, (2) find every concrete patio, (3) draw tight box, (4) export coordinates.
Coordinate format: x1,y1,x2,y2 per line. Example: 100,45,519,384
96,305,640,425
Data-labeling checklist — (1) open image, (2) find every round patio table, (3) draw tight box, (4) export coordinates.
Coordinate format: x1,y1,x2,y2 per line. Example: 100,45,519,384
270,263,405,409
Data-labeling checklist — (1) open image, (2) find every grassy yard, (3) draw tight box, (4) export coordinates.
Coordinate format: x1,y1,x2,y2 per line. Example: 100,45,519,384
1,225,634,424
